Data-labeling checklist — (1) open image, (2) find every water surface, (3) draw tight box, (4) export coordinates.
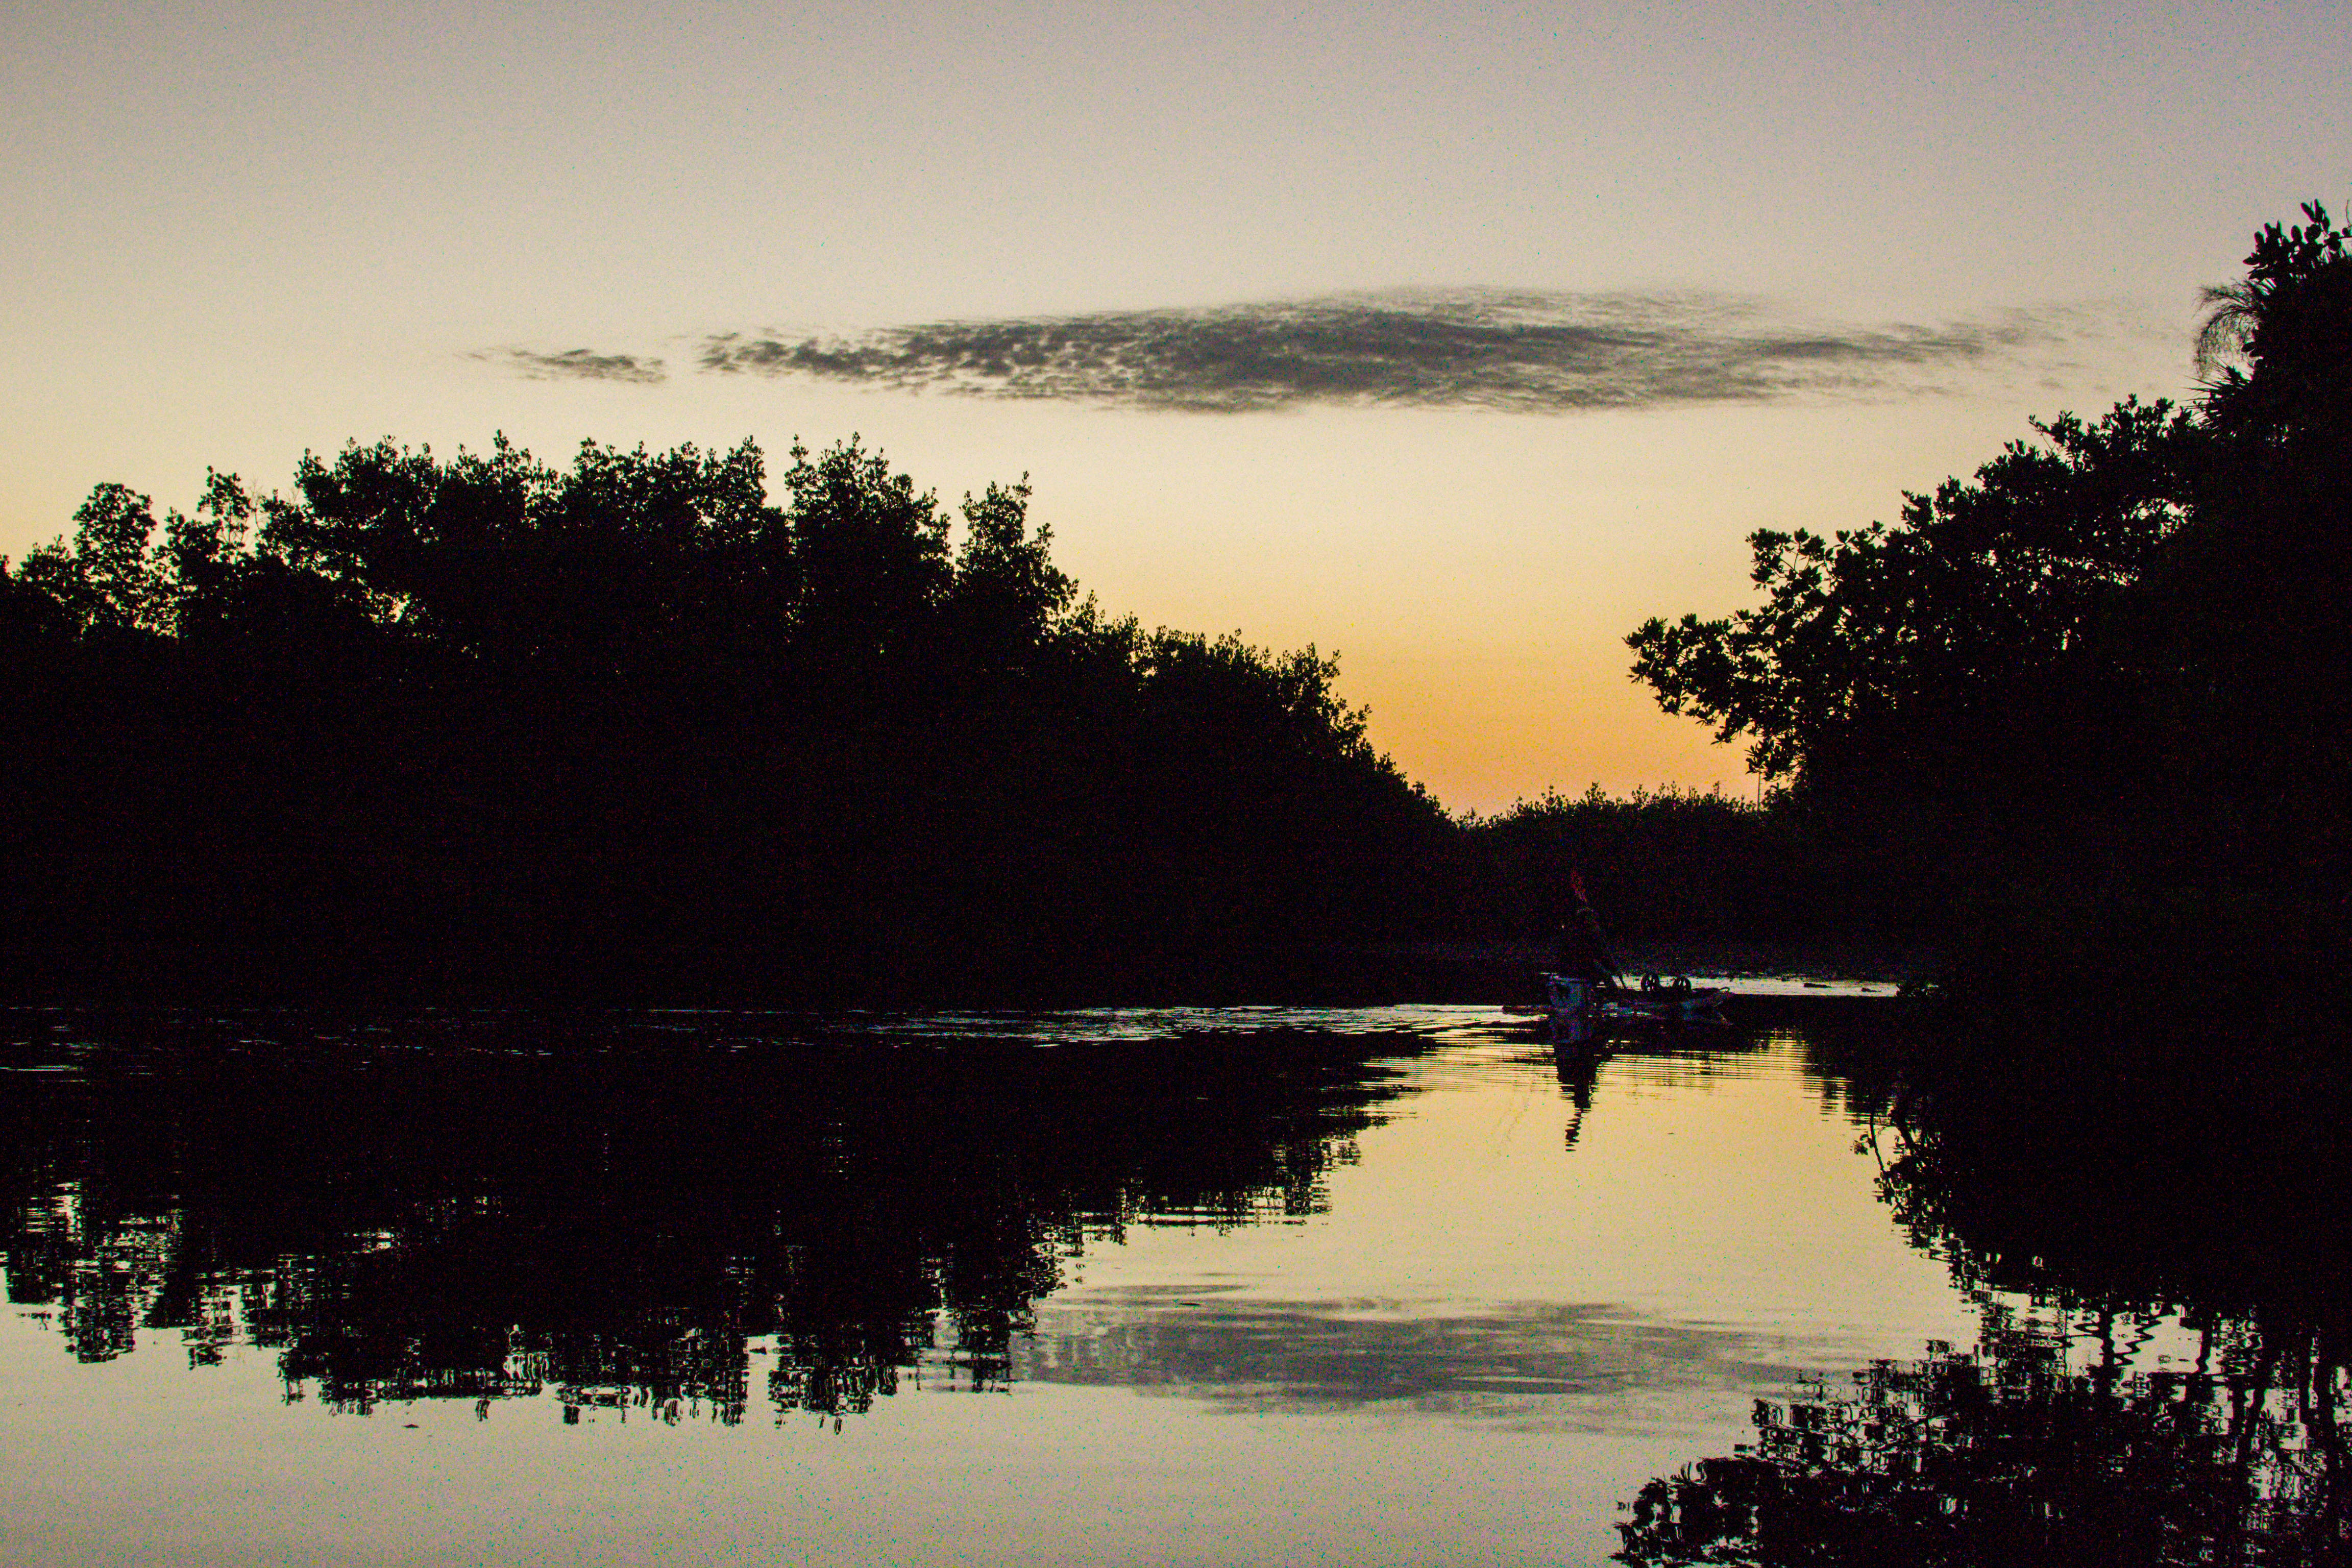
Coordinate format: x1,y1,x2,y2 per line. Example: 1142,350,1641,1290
0,996,2326,1564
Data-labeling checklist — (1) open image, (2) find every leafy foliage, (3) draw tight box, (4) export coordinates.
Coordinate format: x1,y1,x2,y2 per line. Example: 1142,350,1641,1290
2198,201,2352,445
1627,398,2199,784
0,436,1449,1001
1626,201,2352,999
1462,783,1863,939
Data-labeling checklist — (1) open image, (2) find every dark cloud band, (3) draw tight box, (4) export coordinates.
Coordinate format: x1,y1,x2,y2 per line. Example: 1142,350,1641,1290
479,347,668,385
694,290,2061,412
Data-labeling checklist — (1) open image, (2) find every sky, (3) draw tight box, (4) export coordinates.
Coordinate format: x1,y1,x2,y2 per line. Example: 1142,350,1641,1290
4,0,2346,813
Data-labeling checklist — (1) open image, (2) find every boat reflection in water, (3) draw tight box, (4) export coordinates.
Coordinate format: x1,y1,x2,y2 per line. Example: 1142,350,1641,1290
3,999,2344,1566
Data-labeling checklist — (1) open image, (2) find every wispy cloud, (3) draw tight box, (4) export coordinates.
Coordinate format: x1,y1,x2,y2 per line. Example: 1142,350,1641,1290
477,347,668,385
477,291,2138,411
694,289,2075,413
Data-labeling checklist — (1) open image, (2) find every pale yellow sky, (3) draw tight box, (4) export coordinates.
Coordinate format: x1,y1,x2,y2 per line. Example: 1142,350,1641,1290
2,0,2333,812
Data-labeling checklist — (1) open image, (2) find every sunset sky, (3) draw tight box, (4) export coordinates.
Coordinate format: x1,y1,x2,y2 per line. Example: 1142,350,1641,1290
5,0,2345,812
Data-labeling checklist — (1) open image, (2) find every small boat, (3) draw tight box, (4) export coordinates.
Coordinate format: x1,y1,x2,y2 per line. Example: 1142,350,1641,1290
1520,873,1730,1038
1541,972,1730,1026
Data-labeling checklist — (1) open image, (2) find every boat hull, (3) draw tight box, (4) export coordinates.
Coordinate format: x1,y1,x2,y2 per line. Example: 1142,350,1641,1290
1538,972,1731,1026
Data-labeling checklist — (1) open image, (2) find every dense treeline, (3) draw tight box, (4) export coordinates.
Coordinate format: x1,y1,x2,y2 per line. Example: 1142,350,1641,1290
14,205,2334,1004
1457,784,1879,944
1,430,1889,1004
2,438,1457,1001
1629,202,2352,1018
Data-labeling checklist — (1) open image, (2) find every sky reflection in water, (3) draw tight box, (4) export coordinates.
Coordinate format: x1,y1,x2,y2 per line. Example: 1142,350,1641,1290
0,995,2105,1565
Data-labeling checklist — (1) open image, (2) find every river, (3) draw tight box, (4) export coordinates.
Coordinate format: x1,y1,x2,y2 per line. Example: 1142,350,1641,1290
1,994,2339,1565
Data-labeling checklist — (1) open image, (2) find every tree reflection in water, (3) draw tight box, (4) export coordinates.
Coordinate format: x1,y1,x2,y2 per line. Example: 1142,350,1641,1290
0,1014,1418,1425
1622,1023,2352,1567
1619,1301,2349,1566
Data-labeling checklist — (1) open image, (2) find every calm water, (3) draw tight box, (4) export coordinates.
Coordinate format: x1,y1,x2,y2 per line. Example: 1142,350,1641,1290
0,994,2337,1565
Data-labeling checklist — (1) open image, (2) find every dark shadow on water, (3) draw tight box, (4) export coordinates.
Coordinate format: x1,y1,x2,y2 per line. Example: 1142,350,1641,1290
1618,1300,2352,1567
1622,1015,2352,1566
0,1011,1424,1423
15,995,2340,1563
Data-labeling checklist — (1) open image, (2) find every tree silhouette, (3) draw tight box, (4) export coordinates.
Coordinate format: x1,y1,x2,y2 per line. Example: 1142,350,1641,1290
1625,201,2352,1010
1625,396,2198,788
0,431,1452,1003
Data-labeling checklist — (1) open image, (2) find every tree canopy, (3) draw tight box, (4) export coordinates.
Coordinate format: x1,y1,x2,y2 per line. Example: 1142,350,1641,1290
12,201,2348,1003
1,435,1450,1002
1628,397,2200,785
1626,201,2352,1003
